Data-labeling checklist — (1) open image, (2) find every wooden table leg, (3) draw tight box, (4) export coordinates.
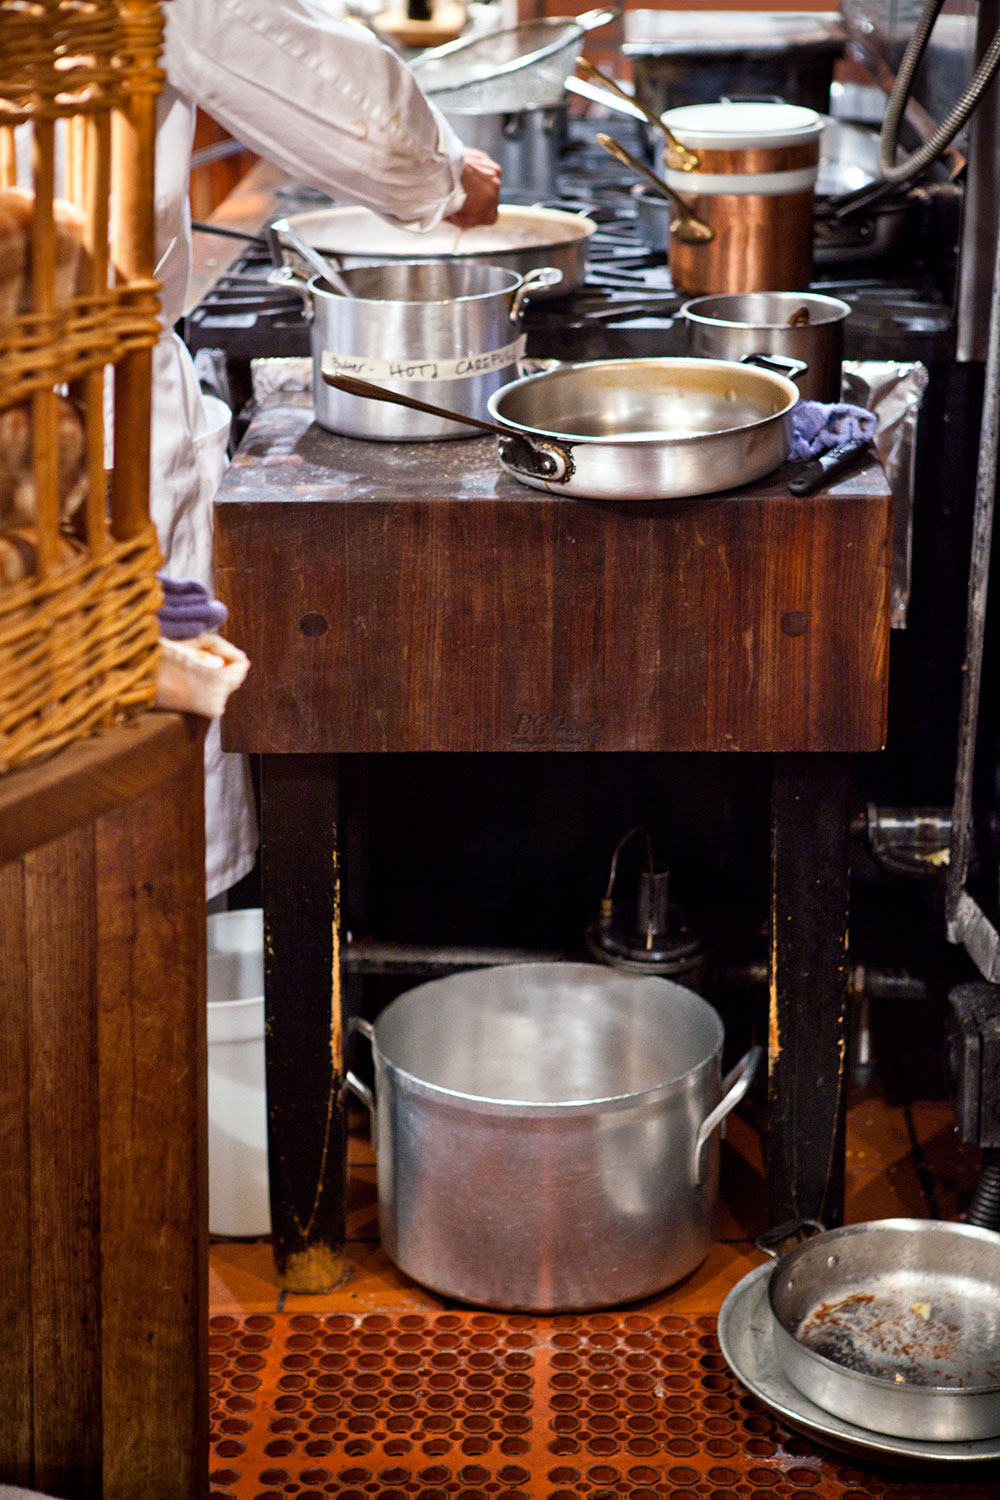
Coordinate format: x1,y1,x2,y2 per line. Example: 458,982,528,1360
260,753,348,1292
768,753,851,1228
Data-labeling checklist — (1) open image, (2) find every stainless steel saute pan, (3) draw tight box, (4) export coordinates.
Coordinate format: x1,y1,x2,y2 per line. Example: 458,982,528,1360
323,355,800,500
760,1217,1000,1441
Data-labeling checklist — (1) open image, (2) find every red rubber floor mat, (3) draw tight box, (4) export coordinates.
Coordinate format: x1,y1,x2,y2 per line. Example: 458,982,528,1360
209,1309,997,1499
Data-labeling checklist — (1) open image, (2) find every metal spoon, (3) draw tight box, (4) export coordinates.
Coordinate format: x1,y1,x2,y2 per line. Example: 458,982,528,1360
575,56,700,174
596,135,713,245
268,217,355,297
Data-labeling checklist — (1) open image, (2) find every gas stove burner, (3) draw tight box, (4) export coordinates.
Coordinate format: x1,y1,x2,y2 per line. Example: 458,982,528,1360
182,114,957,371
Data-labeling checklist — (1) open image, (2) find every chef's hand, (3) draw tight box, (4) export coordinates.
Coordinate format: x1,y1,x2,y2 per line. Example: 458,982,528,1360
445,148,502,230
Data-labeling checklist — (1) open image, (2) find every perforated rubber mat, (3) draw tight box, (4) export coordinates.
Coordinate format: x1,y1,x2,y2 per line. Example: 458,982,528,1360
209,1310,997,1500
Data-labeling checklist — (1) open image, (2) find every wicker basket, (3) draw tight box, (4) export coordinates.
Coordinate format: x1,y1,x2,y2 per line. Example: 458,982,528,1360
0,0,165,774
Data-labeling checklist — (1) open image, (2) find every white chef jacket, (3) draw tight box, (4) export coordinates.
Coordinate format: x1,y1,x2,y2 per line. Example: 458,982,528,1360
155,0,469,898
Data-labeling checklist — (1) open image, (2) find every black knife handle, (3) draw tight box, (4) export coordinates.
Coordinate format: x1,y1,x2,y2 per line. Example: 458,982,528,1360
788,436,873,497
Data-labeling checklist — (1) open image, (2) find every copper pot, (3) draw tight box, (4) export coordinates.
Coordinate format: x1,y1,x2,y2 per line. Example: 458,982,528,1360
659,102,825,295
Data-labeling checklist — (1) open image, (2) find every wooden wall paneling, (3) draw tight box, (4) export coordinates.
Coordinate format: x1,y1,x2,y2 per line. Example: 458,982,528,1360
96,748,208,1500
0,714,207,1500
25,827,104,1499
0,861,34,1487
189,111,259,223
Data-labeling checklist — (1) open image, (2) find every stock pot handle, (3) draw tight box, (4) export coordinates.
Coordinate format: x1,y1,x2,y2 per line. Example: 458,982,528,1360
740,352,809,383
508,266,563,323
692,1045,761,1185
267,264,314,320
345,1015,376,1144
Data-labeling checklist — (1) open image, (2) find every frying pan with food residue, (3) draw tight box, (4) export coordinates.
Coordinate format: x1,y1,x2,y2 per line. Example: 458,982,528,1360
761,1218,1000,1442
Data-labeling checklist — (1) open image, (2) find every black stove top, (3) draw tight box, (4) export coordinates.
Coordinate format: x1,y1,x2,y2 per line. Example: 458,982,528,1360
182,117,957,372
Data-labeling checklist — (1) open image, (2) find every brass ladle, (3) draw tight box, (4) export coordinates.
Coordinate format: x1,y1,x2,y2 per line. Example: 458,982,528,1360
575,56,700,174
596,134,714,245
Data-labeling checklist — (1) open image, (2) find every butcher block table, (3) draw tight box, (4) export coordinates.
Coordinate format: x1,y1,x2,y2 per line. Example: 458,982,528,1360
215,398,891,1293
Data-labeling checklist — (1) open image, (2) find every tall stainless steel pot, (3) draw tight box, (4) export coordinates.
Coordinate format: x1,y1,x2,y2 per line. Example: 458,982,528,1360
623,11,845,119
346,962,760,1311
681,291,850,402
276,258,559,440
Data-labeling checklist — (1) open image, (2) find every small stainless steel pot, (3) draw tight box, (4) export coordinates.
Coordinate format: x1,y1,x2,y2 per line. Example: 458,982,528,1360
276,258,559,440
347,961,760,1311
681,291,850,403
761,1218,1000,1441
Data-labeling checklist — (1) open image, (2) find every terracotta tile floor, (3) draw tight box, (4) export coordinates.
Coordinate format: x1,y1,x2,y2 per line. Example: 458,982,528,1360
209,1090,996,1499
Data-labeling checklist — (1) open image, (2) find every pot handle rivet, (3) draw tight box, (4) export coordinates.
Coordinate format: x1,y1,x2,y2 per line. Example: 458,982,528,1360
692,1044,761,1185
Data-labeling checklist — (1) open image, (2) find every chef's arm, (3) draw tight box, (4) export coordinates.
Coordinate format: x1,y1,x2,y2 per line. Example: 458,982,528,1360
162,0,495,231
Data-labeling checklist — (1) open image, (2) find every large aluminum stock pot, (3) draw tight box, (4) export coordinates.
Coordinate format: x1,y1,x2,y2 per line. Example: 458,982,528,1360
276,259,559,440
442,103,568,201
346,962,760,1311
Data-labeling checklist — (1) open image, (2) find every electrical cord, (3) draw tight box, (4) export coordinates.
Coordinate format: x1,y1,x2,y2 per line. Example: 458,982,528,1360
878,0,1000,184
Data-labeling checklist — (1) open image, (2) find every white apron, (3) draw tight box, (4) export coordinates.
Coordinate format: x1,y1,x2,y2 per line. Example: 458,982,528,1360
154,0,468,896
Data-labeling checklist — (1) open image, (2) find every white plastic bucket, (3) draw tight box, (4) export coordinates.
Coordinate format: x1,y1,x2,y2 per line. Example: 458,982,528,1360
207,908,271,1237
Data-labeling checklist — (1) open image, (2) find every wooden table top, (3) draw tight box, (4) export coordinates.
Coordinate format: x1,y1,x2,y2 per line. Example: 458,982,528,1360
215,401,892,756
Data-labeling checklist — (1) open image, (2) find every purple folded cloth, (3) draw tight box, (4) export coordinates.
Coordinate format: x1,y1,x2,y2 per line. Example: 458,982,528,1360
790,400,878,461
157,574,228,640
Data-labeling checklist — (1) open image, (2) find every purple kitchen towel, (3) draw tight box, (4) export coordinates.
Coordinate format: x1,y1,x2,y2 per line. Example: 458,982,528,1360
790,400,878,461
157,574,228,640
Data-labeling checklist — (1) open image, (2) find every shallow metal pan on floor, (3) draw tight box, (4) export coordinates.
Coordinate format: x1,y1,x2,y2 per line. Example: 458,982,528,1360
761,1217,1000,1441
718,1262,1000,1465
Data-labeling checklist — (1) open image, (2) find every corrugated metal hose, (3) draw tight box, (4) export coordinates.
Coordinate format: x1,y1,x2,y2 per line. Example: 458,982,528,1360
878,0,1000,184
